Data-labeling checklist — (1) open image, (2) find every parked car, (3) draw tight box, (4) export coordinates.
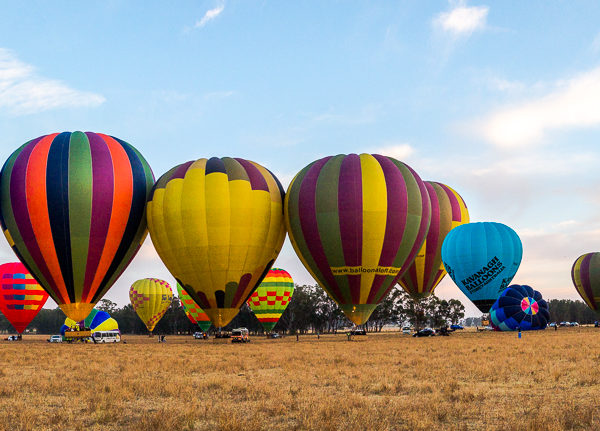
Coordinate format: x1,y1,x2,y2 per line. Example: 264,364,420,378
450,324,464,330
48,335,63,343
350,328,367,336
548,322,557,327
413,328,435,337
402,326,412,334
6,335,18,341
231,328,250,343
268,333,281,339
193,331,207,339
559,322,570,327
570,322,579,327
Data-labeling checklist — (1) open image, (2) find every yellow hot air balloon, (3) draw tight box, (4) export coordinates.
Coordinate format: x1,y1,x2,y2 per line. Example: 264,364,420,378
129,278,173,332
146,157,286,328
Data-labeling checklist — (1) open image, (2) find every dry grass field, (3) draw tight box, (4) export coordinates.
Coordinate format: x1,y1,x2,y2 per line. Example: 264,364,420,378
0,328,599,431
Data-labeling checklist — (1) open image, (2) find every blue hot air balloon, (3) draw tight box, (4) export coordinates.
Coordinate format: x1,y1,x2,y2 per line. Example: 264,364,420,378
490,284,549,331
441,222,522,313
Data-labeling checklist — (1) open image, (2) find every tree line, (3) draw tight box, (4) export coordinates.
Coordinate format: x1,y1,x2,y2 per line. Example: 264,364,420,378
0,285,465,335
0,286,595,335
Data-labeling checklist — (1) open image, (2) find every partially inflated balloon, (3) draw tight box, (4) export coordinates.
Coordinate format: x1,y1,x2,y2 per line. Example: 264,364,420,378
177,283,212,332
129,278,173,332
248,268,294,332
0,132,154,322
571,253,600,314
61,308,119,335
147,157,286,327
441,222,522,313
0,262,49,333
490,285,549,331
398,182,469,299
285,154,431,325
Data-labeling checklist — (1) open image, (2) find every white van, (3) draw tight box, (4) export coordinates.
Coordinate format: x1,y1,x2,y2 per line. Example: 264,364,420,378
91,331,121,343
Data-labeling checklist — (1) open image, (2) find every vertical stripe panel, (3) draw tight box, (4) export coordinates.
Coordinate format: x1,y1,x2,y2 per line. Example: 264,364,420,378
359,154,387,304
94,136,151,301
88,135,133,300
68,132,93,301
368,155,407,302
285,167,336,299
82,133,114,300
314,155,351,304
296,157,344,300
337,154,362,304
46,132,75,301
20,135,68,303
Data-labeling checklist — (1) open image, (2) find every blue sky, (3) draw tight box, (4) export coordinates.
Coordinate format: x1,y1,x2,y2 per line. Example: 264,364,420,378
1,1,600,316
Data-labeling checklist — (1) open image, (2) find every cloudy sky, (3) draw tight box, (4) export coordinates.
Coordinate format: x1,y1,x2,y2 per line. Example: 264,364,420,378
1,1,599,316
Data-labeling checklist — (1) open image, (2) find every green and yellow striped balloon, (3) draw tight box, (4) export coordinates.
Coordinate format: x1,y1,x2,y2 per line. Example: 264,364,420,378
285,154,431,325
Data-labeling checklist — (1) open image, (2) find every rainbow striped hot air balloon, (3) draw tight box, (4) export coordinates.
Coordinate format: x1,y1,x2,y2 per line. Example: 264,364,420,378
61,308,119,335
398,182,469,299
285,153,431,325
177,283,212,332
248,268,294,332
0,262,49,333
0,132,154,322
146,157,286,328
572,253,600,314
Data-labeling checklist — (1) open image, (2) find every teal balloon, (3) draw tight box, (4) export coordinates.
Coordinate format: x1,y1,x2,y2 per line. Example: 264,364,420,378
441,222,522,313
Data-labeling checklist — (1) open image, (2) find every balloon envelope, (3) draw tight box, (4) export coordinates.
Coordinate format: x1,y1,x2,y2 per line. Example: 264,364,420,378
441,222,522,313
248,268,294,332
571,252,600,315
61,308,119,335
285,153,431,325
177,283,212,332
0,132,154,322
398,182,469,299
129,278,173,332
0,262,49,333
147,157,286,327
490,284,549,331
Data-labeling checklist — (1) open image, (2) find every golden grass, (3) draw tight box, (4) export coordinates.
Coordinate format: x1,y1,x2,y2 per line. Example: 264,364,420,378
0,328,599,430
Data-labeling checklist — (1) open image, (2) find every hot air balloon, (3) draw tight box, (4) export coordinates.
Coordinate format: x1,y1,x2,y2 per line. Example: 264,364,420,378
398,182,469,299
61,308,119,335
0,262,49,333
177,283,212,332
130,278,173,333
441,222,522,314
248,268,294,332
490,285,549,331
146,157,286,328
0,132,154,322
571,253,600,314
285,153,431,325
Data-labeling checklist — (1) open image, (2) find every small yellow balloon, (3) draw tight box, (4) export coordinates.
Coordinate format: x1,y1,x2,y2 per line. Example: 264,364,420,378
129,278,173,332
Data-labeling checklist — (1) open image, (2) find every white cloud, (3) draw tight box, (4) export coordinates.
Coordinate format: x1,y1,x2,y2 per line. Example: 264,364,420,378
0,48,105,115
373,143,415,161
203,90,235,100
195,3,225,28
433,3,489,37
477,66,600,148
